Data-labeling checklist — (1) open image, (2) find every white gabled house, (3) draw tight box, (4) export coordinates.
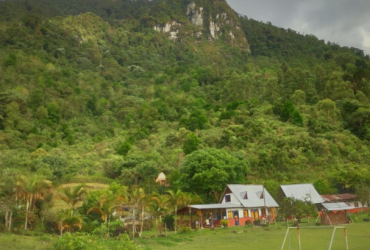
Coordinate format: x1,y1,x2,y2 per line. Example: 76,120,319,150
185,184,279,228
219,184,279,226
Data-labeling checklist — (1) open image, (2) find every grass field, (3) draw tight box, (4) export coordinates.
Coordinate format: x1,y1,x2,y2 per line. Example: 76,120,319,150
134,222,370,250
0,222,369,250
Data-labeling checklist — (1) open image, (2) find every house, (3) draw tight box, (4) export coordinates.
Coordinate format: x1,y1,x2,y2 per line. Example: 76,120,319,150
219,184,279,227
319,202,355,225
182,184,279,228
319,193,367,225
321,193,367,213
278,183,325,206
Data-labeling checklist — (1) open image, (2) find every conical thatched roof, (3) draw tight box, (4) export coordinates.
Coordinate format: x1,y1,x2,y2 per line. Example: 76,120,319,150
155,172,166,182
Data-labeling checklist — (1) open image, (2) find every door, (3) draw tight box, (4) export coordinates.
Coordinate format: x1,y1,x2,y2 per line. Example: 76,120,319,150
233,210,239,225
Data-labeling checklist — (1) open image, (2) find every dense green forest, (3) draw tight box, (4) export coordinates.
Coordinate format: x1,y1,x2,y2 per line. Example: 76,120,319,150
1,0,370,207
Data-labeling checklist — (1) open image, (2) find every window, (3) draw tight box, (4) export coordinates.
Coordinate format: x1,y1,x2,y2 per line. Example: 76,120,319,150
228,211,233,219
244,192,248,199
243,210,249,218
355,202,359,207
261,209,266,217
225,194,231,203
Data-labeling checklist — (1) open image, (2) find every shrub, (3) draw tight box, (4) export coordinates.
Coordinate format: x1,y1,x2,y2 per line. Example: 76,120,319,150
221,219,228,228
52,232,92,250
179,226,192,233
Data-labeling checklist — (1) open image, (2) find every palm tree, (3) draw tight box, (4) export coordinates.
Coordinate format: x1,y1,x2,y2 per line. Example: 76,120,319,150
166,189,186,234
56,184,88,216
0,177,17,232
15,175,52,230
87,183,127,237
181,193,202,228
148,193,169,237
127,186,146,238
57,211,83,235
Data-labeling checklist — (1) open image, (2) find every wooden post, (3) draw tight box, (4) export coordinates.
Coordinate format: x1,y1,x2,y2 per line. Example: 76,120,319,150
190,207,192,228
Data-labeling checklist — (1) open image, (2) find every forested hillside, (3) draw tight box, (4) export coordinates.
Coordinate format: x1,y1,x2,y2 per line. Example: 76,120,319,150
1,0,370,203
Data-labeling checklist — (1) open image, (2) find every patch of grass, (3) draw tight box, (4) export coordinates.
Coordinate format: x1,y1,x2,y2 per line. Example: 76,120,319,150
1,223,369,250
0,233,52,250
134,222,370,250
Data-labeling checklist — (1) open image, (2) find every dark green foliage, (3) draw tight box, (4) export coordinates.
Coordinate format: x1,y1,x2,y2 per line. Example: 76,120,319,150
277,101,303,126
179,110,208,131
291,110,303,126
280,101,295,122
178,148,249,202
47,102,61,124
116,141,132,157
182,132,200,154
3,53,16,67
313,178,336,195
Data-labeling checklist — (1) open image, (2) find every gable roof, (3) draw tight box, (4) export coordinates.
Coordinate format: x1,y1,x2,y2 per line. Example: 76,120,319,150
322,202,356,211
280,183,325,204
225,184,279,208
321,194,356,202
190,203,243,210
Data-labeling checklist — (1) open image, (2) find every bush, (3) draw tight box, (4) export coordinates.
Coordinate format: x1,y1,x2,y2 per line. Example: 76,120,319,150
52,233,93,250
244,220,252,227
221,219,228,228
179,226,192,233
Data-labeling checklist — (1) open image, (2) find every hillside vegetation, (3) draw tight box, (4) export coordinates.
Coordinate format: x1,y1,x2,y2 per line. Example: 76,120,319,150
0,0,370,203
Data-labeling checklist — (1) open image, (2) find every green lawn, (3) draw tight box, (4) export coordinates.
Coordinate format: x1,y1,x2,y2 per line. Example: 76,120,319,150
134,222,370,250
0,233,52,250
0,222,369,250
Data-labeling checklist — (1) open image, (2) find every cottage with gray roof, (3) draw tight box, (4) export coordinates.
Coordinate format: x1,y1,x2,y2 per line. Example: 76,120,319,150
182,184,279,228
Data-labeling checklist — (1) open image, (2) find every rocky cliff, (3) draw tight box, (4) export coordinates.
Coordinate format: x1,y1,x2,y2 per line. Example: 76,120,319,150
149,0,249,51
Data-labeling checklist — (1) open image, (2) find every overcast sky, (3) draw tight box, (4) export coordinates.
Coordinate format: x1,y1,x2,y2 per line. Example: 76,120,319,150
227,0,370,55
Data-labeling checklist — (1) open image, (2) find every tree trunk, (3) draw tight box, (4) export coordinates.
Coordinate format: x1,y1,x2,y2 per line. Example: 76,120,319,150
159,215,163,235
107,215,110,238
132,209,135,238
156,217,159,237
140,206,144,238
5,211,9,230
8,210,12,232
174,206,177,234
25,200,30,230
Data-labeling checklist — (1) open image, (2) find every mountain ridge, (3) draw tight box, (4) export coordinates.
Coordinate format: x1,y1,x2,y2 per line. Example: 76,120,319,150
0,0,370,199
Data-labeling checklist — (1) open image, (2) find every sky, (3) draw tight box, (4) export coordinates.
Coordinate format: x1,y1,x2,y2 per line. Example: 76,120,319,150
226,0,370,55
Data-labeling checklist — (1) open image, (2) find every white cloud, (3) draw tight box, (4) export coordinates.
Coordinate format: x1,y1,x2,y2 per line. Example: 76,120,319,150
227,0,370,55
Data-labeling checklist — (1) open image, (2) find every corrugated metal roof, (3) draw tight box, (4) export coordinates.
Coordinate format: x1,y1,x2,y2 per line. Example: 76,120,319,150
190,203,243,209
227,184,279,208
321,194,356,202
280,184,325,204
322,202,356,211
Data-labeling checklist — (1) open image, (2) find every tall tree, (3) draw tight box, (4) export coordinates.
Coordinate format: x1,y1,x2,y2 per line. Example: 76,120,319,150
355,184,370,214
15,175,52,230
178,148,248,202
56,184,89,216
0,177,17,232
87,183,127,237
127,186,146,238
166,189,186,234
